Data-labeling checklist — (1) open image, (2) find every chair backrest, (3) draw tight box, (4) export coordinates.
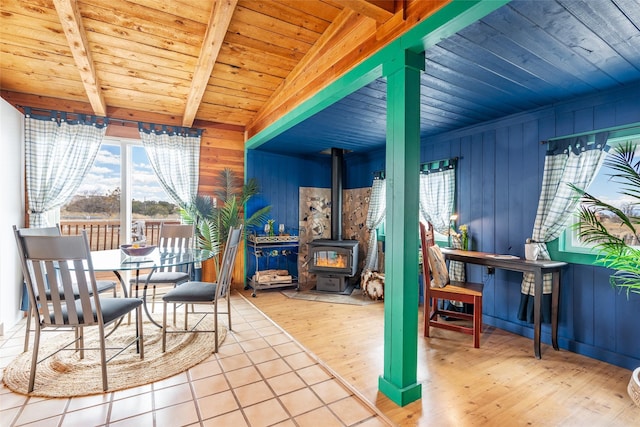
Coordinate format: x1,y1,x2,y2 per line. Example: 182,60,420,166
419,222,434,286
14,224,61,237
158,223,194,250
216,225,243,299
15,229,102,328
157,223,194,272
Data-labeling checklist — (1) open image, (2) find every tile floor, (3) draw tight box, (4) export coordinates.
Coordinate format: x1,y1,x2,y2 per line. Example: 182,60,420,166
0,293,391,427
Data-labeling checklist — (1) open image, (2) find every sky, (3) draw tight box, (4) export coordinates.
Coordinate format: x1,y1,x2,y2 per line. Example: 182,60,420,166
586,142,639,209
76,144,171,202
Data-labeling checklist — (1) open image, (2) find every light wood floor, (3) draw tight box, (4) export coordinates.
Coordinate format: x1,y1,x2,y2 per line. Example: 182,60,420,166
241,286,640,427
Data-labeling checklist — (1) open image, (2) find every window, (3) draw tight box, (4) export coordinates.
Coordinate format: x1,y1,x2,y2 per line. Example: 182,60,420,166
561,131,640,255
60,137,180,247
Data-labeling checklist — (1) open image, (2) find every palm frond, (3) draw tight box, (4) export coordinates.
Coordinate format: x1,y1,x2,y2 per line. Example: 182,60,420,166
571,141,640,296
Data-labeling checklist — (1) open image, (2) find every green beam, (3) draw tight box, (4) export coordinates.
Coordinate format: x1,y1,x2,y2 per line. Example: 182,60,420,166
377,50,424,406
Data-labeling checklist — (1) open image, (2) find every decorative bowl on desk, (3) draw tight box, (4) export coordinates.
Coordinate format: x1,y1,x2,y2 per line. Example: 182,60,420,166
120,244,156,257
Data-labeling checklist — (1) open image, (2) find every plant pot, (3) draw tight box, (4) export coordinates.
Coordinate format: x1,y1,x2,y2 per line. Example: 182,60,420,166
201,258,217,283
628,367,640,408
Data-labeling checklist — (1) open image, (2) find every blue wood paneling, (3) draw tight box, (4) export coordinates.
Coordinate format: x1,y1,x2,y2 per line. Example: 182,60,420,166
248,84,640,370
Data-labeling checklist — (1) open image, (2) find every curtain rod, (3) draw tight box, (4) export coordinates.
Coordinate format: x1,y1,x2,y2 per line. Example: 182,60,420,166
18,105,203,131
541,122,640,144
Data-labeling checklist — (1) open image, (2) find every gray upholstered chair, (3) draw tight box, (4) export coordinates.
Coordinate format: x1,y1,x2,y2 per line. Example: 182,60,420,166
14,229,144,392
14,225,118,352
129,223,194,315
162,225,242,353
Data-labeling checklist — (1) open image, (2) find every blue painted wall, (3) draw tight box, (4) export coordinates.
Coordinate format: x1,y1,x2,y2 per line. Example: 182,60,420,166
246,83,640,370
245,150,330,279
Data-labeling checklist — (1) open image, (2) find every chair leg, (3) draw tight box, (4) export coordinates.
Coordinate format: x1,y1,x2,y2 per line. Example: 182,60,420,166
162,301,168,353
227,295,232,331
214,302,219,353
473,296,482,349
24,305,33,352
28,324,41,393
137,305,144,359
99,326,108,391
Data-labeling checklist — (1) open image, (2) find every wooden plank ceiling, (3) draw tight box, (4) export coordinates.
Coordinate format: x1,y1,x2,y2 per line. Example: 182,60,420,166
2,1,640,156
0,0,399,129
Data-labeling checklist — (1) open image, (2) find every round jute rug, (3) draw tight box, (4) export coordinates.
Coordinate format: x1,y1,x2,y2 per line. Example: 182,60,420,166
2,317,226,398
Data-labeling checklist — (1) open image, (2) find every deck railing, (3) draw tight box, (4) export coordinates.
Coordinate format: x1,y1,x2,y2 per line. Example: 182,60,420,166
60,220,181,251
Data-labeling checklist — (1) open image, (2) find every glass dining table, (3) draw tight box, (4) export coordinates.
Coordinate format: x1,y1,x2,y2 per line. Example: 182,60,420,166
88,248,214,327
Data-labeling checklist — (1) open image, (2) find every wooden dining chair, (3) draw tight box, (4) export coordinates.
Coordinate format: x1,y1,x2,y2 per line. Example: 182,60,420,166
420,222,484,348
129,223,194,315
14,225,118,352
162,225,242,353
14,230,144,392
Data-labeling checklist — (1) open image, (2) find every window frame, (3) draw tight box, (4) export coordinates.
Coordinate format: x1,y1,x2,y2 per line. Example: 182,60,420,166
551,124,640,265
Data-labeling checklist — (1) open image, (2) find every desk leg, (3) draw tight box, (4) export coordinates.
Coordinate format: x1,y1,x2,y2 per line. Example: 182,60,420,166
533,270,543,359
551,271,560,351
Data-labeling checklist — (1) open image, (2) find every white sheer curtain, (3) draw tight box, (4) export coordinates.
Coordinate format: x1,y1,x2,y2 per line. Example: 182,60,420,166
363,177,386,271
24,109,106,227
519,133,609,323
139,124,201,209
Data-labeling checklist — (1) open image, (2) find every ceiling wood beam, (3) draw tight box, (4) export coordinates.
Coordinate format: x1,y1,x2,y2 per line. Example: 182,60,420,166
52,0,106,116
339,0,395,23
182,0,238,127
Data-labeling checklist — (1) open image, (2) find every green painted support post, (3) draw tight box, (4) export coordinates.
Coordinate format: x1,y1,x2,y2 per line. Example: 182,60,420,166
377,50,424,406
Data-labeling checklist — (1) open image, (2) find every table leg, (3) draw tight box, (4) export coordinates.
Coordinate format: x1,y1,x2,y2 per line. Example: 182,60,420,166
533,270,543,359
551,271,560,351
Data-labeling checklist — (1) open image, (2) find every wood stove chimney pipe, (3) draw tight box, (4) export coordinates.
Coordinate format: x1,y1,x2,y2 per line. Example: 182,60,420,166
331,147,343,241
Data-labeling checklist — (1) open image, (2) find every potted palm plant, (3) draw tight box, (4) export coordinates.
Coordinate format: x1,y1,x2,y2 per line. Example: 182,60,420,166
181,168,271,282
571,141,640,407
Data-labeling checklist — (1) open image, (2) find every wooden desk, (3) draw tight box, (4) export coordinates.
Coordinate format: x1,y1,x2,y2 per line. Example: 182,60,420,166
441,249,567,359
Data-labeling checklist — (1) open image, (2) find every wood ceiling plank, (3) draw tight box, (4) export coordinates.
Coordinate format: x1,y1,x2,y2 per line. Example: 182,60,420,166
284,0,343,22
210,63,282,91
125,0,212,23
79,0,209,45
239,0,334,33
52,0,106,116
224,32,306,62
95,62,192,86
182,0,238,127
201,91,264,112
96,70,190,100
203,81,271,102
225,19,313,53
1,73,88,101
339,0,395,23
217,43,294,79
89,33,196,72
0,49,79,79
232,4,322,45
2,14,71,49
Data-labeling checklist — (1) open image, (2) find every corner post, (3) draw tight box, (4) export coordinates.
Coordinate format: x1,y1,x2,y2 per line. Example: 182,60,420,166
378,49,424,406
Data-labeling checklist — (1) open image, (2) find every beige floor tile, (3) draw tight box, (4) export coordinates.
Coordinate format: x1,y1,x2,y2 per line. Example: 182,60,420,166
153,382,193,409
67,393,112,412
262,332,293,346
247,347,280,364
283,351,316,370
239,337,271,352
189,358,222,380
294,406,343,427
242,398,290,427
154,401,200,427
311,379,352,404
60,403,110,427
273,341,303,358
256,358,293,379
357,416,393,427
12,398,68,425
197,389,239,419
217,353,252,372
107,411,154,426
225,365,263,388
17,415,62,427
231,328,261,342
297,364,332,386
0,390,28,411
233,380,275,407
278,387,324,417
330,396,376,426
109,393,154,422
267,372,307,396
192,373,230,399
202,409,248,427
